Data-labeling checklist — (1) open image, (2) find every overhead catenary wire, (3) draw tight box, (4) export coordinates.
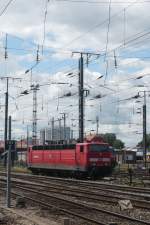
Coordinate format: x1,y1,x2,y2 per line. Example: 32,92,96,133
104,0,112,62
123,8,126,46
100,27,150,59
0,0,15,17
0,0,146,63
104,0,111,83
55,0,150,4
0,0,150,143
42,0,50,54
0,10,150,64
59,0,139,49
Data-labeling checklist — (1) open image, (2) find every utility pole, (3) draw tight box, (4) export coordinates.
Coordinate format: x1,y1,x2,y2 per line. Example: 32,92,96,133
60,113,67,142
71,130,73,140
26,126,29,166
138,91,149,168
143,91,147,168
79,53,84,143
72,51,100,143
58,118,62,140
6,116,11,208
2,35,21,167
4,78,8,167
51,117,55,141
31,84,39,145
27,125,29,150
1,77,21,167
96,116,99,135
20,136,23,163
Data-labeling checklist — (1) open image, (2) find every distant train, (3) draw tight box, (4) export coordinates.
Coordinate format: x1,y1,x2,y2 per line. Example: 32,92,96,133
27,139,116,178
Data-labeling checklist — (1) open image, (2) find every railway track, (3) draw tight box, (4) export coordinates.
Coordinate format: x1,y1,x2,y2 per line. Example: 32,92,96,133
1,171,150,197
0,183,150,225
1,176,150,210
1,175,150,225
0,173,150,224
2,171,150,195
0,176,150,211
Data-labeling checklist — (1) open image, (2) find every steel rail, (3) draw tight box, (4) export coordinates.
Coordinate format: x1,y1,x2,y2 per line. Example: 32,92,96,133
1,183,150,225
1,174,150,199
1,172,150,198
3,171,150,193
1,171,150,193
7,175,150,198
0,187,106,225
1,177,150,210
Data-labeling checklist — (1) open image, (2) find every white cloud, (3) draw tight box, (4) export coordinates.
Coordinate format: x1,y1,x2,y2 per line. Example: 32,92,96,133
0,0,150,146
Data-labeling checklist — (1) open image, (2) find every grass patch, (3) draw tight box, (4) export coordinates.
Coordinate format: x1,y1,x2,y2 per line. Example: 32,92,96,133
12,166,30,174
0,164,30,174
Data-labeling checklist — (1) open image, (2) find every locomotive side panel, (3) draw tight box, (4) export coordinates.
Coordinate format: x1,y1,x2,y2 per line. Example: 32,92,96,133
28,145,78,171
60,150,76,170
43,150,60,168
30,150,43,164
76,144,88,171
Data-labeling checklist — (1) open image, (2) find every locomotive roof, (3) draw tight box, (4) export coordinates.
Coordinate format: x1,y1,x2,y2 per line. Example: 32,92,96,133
32,144,76,150
32,142,109,150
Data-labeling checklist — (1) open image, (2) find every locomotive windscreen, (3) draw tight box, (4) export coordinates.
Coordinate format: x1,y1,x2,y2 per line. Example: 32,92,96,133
89,144,110,152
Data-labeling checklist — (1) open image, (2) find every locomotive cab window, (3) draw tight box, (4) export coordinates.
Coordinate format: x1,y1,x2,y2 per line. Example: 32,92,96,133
89,144,109,152
80,145,84,152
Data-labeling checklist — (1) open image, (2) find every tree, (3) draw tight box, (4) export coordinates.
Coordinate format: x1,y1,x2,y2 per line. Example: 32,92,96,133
137,134,150,152
101,133,124,149
101,133,116,146
113,139,124,149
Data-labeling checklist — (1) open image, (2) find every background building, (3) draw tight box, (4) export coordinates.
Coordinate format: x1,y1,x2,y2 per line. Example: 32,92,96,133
40,126,73,144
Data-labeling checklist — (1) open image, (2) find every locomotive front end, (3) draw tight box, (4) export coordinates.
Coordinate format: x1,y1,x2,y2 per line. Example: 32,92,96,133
87,143,114,177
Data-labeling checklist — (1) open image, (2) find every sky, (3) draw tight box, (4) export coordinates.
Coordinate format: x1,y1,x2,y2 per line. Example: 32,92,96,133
0,0,150,146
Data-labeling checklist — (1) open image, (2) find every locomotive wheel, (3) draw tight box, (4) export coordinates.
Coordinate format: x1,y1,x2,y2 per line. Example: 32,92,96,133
30,168,40,175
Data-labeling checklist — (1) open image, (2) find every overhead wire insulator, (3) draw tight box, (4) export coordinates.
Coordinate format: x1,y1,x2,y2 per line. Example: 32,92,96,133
104,60,109,84
97,75,103,80
42,96,44,111
114,50,117,69
84,89,90,97
100,104,102,112
57,96,59,111
86,53,90,67
36,45,40,63
4,34,8,59
42,0,50,54
116,97,119,113
25,69,30,74
133,106,135,115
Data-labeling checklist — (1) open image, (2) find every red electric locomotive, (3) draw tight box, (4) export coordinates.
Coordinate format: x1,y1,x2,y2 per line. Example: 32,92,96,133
27,138,116,178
